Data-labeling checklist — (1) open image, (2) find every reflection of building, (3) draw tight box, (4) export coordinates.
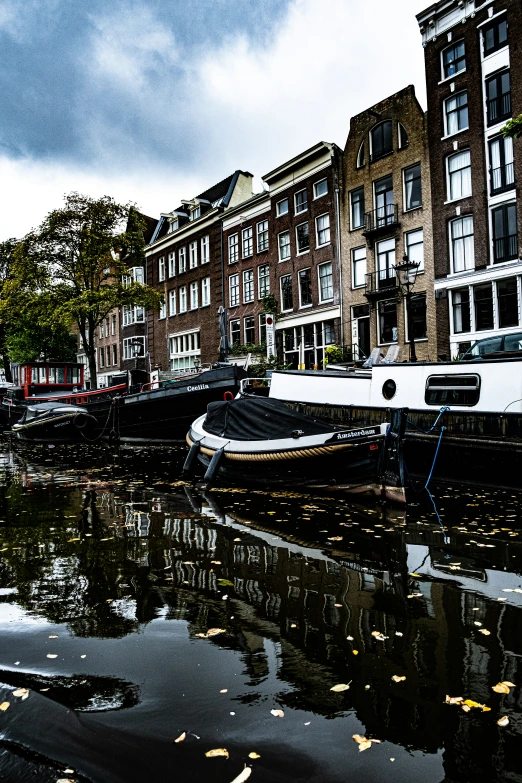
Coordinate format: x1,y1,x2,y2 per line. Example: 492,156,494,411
341,86,437,362
416,0,522,359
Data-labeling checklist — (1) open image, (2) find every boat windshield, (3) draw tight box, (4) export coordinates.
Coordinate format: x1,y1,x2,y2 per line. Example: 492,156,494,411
462,336,502,359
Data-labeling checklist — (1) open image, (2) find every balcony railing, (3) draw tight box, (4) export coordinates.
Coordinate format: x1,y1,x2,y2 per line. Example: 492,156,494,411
362,204,399,236
494,234,518,263
491,162,515,194
365,270,399,297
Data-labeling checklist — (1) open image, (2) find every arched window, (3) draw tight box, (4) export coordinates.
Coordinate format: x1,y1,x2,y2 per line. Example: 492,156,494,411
356,140,365,168
370,121,393,162
398,123,409,149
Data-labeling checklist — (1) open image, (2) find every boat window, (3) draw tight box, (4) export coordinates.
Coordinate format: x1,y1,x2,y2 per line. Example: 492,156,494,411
31,367,38,383
382,379,397,400
425,374,480,406
70,367,80,383
56,367,65,384
48,368,56,382
38,367,47,383
503,333,522,352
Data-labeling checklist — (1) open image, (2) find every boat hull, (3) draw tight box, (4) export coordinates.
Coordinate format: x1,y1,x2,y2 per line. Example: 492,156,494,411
12,413,95,443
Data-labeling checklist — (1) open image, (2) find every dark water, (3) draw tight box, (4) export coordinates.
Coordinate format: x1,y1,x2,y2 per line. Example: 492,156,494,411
0,443,521,782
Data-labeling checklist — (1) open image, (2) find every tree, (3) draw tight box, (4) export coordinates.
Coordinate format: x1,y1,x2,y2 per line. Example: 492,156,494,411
502,115,522,139
6,310,77,363
0,238,21,382
3,194,162,389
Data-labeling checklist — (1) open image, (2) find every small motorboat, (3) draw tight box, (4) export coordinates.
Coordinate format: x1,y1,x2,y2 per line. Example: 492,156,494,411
11,402,96,443
185,396,407,502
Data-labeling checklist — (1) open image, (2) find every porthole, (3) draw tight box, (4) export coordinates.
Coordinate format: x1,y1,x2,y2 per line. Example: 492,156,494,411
382,379,397,400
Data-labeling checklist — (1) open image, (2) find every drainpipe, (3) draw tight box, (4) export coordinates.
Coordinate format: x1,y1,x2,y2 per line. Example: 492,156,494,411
334,182,344,348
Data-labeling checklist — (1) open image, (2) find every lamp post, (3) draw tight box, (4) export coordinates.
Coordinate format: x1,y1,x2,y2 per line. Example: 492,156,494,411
393,254,420,363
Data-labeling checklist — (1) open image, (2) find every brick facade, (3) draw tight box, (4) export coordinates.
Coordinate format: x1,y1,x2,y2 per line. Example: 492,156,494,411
340,86,438,362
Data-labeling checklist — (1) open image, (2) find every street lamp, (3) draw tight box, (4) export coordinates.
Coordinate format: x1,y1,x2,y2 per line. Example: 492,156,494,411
393,254,420,363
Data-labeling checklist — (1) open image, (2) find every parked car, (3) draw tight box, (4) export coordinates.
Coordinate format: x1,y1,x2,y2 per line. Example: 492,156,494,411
461,332,522,360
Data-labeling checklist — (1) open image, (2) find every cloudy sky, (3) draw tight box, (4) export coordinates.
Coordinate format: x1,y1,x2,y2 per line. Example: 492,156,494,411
0,0,427,241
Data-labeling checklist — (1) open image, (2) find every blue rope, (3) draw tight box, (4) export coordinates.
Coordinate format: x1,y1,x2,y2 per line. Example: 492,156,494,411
424,426,445,490
426,486,449,544
407,406,450,434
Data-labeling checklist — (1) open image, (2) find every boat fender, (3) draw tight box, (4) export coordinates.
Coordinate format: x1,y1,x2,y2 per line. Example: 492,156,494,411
204,447,225,486
74,413,89,429
223,391,234,401
183,441,200,474
291,429,304,439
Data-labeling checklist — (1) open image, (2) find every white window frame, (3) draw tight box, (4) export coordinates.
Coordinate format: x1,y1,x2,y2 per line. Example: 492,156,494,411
158,256,165,282
228,233,239,264
316,213,331,247
179,285,187,313
352,246,367,289
298,267,313,308
295,221,310,255
201,276,210,307
122,266,144,287
123,336,145,361
168,252,176,277
258,264,270,298
190,206,200,221
313,178,328,199
243,269,254,303
440,39,466,81
168,330,200,370
257,220,269,252
123,305,144,326
229,273,239,307
242,226,253,258
178,247,186,273
244,315,255,344
189,241,197,269
318,261,334,303
294,188,308,215
159,300,167,320
276,198,289,217
230,319,241,346
405,228,424,273
190,281,198,310
278,230,291,262
169,289,176,316
446,150,472,202
200,235,209,265
444,91,469,137
280,274,293,312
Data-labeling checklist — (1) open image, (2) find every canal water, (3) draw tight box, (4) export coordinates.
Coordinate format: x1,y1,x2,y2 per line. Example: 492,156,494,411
0,442,521,783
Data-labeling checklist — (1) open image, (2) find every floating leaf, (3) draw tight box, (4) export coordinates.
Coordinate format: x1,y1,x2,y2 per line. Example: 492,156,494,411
346,635,354,641
353,734,381,752
230,768,252,783
498,716,509,726
502,681,515,687
12,689,29,699
392,675,406,683
445,695,464,704
270,709,284,718
220,689,228,694
492,683,510,694
461,704,471,712
174,732,186,743
56,779,76,783
479,629,491,636
409,573,421,577
395,632,403,637
0,702,10,711
205,748,229,758
207,628,226,637
474,621,482,627
49,635,58,639
248,752,261,759
47,654,58,659
330,683,350,692
352,650,359,655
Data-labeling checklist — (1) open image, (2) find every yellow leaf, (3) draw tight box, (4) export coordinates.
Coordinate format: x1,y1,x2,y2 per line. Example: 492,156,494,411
409,572,421,577
205,748,229,758
0,702,10,711
359,740,372,752
330,683,350,692
12,689,29,699
352,650,359,655
482,706,491,712
492,683,510,694
479,629,491,636
463,699,482,708
49,635,58,639
461,704,471,712
352,735,366,744
174,732,186,743
501,681,515,687
230,768,252,783
497,716,509,726
392,675,406,682
270,709,284,718
248,752,261,759
445,695,463,704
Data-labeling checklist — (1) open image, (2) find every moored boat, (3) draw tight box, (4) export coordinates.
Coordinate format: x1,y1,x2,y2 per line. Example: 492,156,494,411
185,396,407,501
11,403,96,443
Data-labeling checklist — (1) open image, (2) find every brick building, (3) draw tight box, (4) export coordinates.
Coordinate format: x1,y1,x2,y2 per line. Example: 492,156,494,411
340,86,437,362
145,172,253,371
263,142,343,369
417,0,522,358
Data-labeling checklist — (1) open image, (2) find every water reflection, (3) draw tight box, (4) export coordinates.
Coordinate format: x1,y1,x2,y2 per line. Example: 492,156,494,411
0,443,521,782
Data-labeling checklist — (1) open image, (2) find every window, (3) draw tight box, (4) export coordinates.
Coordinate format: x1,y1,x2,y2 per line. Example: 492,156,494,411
492,203,518,263
189,281,198,310
258,264,270,298
314,179,328,199
316,214,330,246
123,305,144,326
350,187,365,229
398,123,408,149
405,229,424,272
489,135,514,194
123,337,146,361
244,316,255,344
189,241,197,269
450,216,475,272
374,175,394,225
158,256,165,282
99,347,104,368
168,330,200,370
277,198,289,217
445,91,468,135
122,267,144,287
230,319,241,345
179,247,186,273
111,314,116,335
296,222,310,253
299,268,312,307
486,71,511,126
425,374,480,406
352,247,366,288
242,226,253,258
318,261,333,302
376,237,396,286
190,206,200,221
169,217,178,232
497,277,518,328
378,299,398,344
483,14,508,57
202,276,210,307
159,300,167,319
201,235,209,264
407,293,427,340
259,313,267,344
112,344,117,365
452,288,470,333
278,230,291,261
168,252,176,277
404,164,422,211
356,140,365,168
243,269,254,303
106,346,111,367
295,189,308,214
179,285,187,313
229,233,239,264
229,273,239,307
474,282,494,330
447,150,471,200
370,121,393,162
169,289,176,316
257,220,268,252
442,40,466,78
280,274,293,311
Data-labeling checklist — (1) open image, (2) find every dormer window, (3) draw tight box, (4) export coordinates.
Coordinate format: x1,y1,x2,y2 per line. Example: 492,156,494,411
169,218,179,233
370,121,393,162
190,206,201,221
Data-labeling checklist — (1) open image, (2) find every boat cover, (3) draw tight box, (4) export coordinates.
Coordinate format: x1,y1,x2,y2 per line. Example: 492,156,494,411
202,396,339,441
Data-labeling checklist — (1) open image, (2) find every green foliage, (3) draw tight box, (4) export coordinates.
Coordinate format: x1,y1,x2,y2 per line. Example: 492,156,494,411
261,294,278,315
229,341,266,357
322,345,346,366
247,354,290,378
502,114,522,139
6,312,77,363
